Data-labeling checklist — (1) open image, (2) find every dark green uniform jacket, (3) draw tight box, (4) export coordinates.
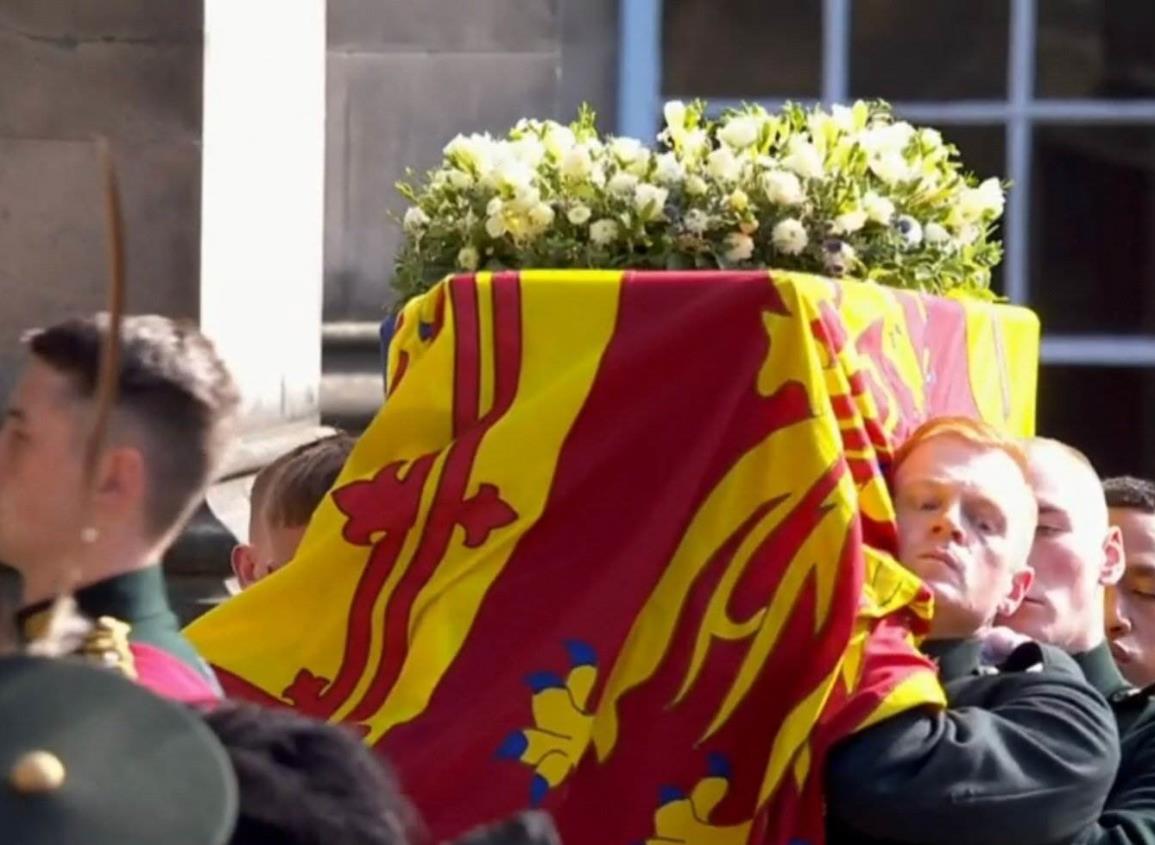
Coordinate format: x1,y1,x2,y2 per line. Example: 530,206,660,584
825,639,1120,845
1069,643,1155,844
19,565,217,687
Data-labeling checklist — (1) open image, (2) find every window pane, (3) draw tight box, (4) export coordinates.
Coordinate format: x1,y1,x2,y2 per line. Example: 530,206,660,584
1030,125,1155,334
1037,0,1155,99
661,0,821,98
1038,365,1155,478
850,0,1008,100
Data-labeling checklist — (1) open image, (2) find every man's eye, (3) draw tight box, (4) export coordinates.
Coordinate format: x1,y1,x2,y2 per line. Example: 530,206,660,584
1036,524,1062,537
1126,585,1155,602
917,499,939,511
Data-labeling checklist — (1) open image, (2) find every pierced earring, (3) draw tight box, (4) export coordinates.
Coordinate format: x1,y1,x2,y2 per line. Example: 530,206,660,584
79,527,99,545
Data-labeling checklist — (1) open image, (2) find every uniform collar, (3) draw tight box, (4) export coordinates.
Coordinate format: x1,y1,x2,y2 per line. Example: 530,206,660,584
18,566,170,641
1074,641,1134,702
924,638,983,681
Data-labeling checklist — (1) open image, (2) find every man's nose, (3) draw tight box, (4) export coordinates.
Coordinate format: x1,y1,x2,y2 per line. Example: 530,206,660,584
931,505,965,544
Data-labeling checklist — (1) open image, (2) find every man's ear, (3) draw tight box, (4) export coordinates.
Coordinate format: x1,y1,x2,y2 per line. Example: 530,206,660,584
999,567,1035,617
230,545,258,590
1102,525,1125,586
92,446,147,515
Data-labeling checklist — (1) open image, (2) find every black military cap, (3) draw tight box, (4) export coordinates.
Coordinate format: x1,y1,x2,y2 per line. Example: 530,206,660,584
0,655,237,844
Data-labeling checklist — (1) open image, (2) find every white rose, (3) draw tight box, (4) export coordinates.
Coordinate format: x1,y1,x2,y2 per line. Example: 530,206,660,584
683,208,710,235
831,104,857,132
610,137,645,165
724,232,755,262
403,206,430,235
862,192,895,225
444,133,494,171
608,171,639,196
924,222,950,245
832,210,867,235
456,246,480,271
685,174,708,196
634,183,669,220
869,152,911,184
654,152,685,185
772,218,809,255
486,197,504,217
973,177,1005,216
706,147,742,182
528,203,555,230
560,145,593,180
567,204,592,225
895,215,923,247
728,189,750,212
589,218,619,246
719,115,761,150
782,137,824,180
920,128,943,149
485,214,507,239
859,122,915,156
761,170,804,206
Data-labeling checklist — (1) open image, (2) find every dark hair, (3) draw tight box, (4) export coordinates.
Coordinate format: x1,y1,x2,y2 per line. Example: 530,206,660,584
251,433,356,528
202,702,418,845
1104,476,1155,513
26,314,241,540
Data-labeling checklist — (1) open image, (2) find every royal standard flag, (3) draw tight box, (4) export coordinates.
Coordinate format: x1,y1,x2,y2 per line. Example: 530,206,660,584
188,270,1039,844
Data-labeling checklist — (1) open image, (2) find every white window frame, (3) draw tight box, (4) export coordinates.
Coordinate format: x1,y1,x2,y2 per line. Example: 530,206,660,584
618,0,1155,366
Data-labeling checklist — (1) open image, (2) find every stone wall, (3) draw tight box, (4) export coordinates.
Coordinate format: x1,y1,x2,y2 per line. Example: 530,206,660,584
323,0,619,320
0,2,203,400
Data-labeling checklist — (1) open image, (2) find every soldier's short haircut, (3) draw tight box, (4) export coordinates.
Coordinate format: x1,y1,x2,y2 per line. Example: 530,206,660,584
26,314,241,540
250,433,356,530
1104,476,1155,513
203,702,417,845
892,416,1029,478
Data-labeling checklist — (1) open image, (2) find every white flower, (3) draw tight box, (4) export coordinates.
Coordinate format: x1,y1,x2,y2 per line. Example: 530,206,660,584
560,145,594,180
654,153,685,185
447,169,474,189
486,197,504,217
544,124,576,158
761,170,804,206
719,115,761,149
685,174,709,196
528,203,555,230
724,232,755,262
831,104,857,132
707,147,742,182
895,215,923,247
858,122,916,156
957,177,1005,220
862,192,896,225
634,183,669,220
822,239,857,276
567,204,592,225
664,100,687,135
683,208,710,235
492,156,535,193
920,128,943,149
957,223,981,245
608,171,640,196
869,151,911,184
485,214,507,239
403,207,430,234
444,132,495,173
589,218,619,246
510,137,545,168
782,137,824,180
924,222,950,245
610,137,645,165
728,189,750,213
456,246,480,271
832,210,868,235
772,218,809,255
683,129,710,158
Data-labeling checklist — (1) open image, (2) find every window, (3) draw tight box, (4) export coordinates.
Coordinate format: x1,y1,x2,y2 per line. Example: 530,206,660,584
620,0,1155,476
